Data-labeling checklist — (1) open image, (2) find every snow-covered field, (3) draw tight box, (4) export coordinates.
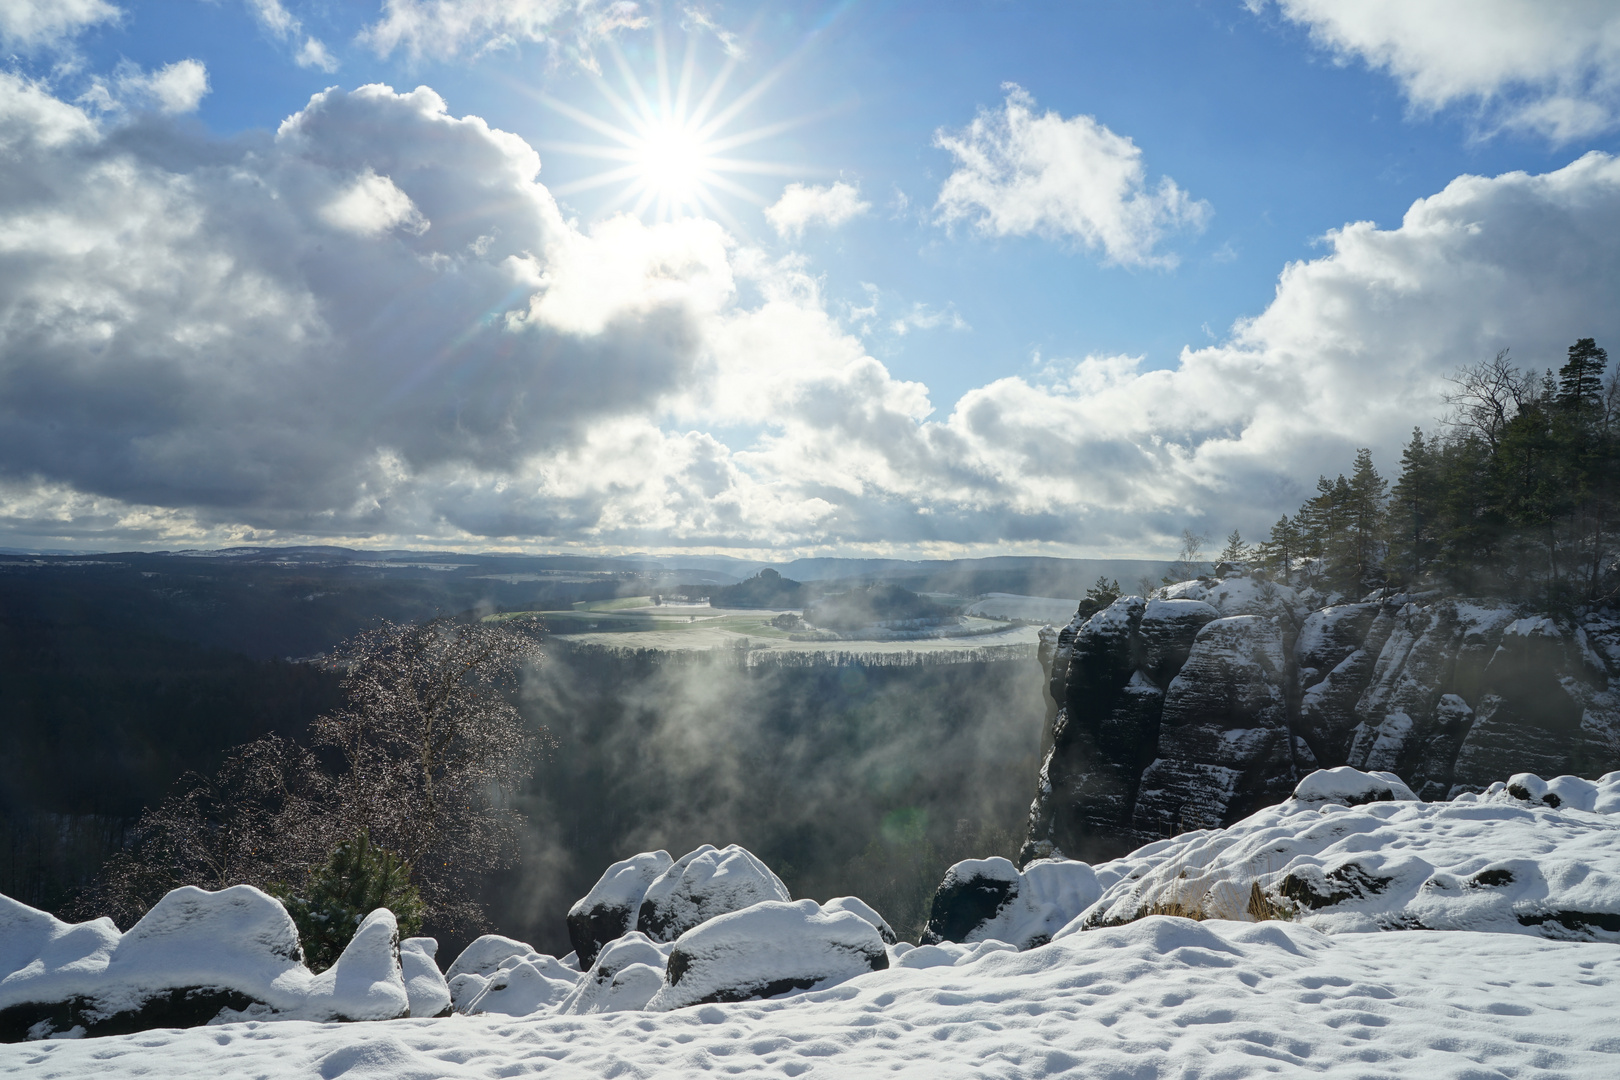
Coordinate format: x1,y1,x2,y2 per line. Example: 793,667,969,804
963,593,1081,623
10,919,1619,1078
7,768,1620,1078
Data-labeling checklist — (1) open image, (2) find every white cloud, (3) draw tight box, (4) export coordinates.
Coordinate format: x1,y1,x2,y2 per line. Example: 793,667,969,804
126,59,210,115
3,72,1619,558
246,0,339,72
890,303,968,337
934,85,1210,268
1254,0,1620,142
359,0,647,65
764,181,871,240
0,0,118,51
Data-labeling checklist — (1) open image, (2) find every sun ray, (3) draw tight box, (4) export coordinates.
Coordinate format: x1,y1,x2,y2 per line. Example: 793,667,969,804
539,16,816,226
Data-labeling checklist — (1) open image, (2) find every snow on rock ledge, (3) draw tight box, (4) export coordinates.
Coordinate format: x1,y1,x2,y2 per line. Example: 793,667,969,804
922,856,1112,951
1072,771,1620,942
648,899,888,1011
636,844,790,944
1290,766,1417,807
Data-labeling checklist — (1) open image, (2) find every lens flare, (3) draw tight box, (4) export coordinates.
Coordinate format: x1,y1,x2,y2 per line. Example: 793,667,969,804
537,18,808,228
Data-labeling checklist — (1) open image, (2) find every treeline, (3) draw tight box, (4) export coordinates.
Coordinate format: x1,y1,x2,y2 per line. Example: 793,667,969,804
1250,339,1618,605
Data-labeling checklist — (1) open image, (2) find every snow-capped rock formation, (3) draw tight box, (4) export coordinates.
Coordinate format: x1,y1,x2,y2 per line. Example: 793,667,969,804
636,845,792,943
398,938,451,1018
921,856,1110,950
556,932,670,1014
1024,569,1620,864
1073,767,1620,940
566,850,673,969
647,899,888,1011
0,885,411,1040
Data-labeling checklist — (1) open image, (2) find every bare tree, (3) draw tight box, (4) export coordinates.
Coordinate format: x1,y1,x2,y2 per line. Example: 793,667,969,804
1443,349,1533,449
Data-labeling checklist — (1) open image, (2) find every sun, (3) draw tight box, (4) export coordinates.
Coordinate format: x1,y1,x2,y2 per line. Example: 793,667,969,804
537,22,806,228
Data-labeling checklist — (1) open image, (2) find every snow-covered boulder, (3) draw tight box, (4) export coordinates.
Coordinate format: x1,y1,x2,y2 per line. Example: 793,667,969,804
1158,576,1301,620
296,908,409,1022
821,896,897,945
461,953,581,1017
3,885,313,1040
556,932,671,1015
648,899,888,1011
444,934,581,1016
1,895,122,1034
1290,766,1417,808
1074,772,1620,942
636,844,791,943
567,850,673,969
922,856,1109,950
398,938,450,1018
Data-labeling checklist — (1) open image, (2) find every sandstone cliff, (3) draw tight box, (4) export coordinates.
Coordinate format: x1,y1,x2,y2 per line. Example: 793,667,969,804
1021,569,1620,864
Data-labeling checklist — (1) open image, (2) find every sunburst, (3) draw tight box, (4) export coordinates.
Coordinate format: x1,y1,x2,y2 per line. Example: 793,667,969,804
538,20,810,230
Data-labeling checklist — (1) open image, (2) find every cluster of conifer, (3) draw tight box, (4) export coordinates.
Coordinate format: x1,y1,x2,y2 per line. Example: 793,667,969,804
1251,339,1618,605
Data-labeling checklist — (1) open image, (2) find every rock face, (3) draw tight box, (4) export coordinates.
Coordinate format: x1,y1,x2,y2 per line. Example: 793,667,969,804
1023,571,1620,863
647,899,888,1011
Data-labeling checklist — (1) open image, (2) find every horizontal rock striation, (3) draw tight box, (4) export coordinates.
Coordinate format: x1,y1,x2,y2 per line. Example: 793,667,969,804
1022,569,1620,864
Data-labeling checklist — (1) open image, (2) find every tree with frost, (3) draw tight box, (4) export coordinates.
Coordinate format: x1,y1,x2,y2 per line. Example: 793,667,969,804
79,616,545,933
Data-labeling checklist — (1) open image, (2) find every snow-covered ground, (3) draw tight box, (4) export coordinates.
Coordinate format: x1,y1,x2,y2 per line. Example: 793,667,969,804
7,767,1620,1077
9,918,1619,1078
963,593,1080,623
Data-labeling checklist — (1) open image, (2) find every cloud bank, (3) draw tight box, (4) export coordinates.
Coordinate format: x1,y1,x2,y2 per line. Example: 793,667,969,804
0,0,118,51
0,75,1618,556
1254,0,1620,142
934,85,1210,268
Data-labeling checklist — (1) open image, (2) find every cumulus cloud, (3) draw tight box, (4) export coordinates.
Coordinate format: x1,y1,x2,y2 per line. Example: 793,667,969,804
764,181,871,240
122,58,210,114
246,0,339,72
934,85,1210,268
360,0,647,65
0,0,118,51
2,72,1619,558
1253,0,1620,142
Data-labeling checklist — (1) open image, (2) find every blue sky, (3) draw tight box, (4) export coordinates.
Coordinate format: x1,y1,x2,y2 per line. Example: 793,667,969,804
3,1,1620,557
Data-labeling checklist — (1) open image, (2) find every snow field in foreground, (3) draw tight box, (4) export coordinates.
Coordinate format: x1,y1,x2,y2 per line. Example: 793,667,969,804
6,918,1618,1079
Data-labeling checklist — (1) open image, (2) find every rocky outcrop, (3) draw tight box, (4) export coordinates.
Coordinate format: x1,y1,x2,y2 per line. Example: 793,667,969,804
921,857,1108,951
567,850,673,969
1023,569,1620,864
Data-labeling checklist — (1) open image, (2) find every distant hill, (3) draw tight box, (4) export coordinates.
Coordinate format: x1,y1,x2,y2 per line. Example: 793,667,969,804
805,584,952,632
704,568,806,609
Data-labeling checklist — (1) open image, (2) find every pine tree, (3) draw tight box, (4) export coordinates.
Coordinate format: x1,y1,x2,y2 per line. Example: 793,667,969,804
1255,516,1301,579
278,830,425,972
1557,338,1608,415
1218,529,1251,564
1387,429,1440,582
1345,448,1387,581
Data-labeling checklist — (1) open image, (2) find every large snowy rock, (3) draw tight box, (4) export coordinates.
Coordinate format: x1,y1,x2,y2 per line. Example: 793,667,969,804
567,850,672,970
1076,769,1620,941
445,935,580,1016
1,886,414,1040
398,938,451,1018
1289,766,1417,807
921,856,1111,950
648,899,888,1011
636,844,791,943
555,932,671,1015
821,896,897,945
295,908,409,1023
461,952,581,1017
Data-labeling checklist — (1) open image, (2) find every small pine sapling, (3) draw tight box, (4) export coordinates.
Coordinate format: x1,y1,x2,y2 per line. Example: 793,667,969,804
278,830,425,972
